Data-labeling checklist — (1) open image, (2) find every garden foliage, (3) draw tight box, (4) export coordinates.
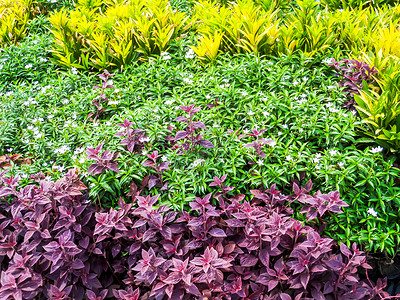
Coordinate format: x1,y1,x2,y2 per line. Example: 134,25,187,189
0,170,390,299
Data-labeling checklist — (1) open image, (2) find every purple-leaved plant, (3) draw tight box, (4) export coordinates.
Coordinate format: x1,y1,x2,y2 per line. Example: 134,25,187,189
89,70,115,121
86,143,119,175
0,169,394,299
142,151,169,191
115,119,148,154
328,58,378,111
173,104,214,153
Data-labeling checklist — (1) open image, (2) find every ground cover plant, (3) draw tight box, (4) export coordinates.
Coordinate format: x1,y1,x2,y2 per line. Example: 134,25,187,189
0,170,390,299
2,0,400,297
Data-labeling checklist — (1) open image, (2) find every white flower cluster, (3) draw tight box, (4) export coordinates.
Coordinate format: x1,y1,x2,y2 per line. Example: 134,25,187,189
185,49,196,59
71,67,78,75
322,58,334,64
160,52,172,60
54,145,71,154
191,159,205,168
370,146,383,153
367,207,378,217
23,98,38,106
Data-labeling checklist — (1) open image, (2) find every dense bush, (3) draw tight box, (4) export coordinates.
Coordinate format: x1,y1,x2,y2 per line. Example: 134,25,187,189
1,52,400,255
0,169,390,299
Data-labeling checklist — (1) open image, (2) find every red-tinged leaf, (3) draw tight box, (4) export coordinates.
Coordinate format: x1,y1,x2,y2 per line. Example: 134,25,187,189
193,121,206,130
224,244,236,254
175,131,188,140
209,228,227,238
72,259,85,269
340,243,352,258
107,162,119,173
300,273,310,289
174,116,188,123
280,293,292,300
142,230,157,242
148,177,159,190
240,254,258,267
293,182,300,195
198,140,214,148
133,219,147,228
187,284,201,296
268,280,279,292
225,219,245,227
311,264,326,272
163,273,181,285
259,248,270,267
325,259,344,270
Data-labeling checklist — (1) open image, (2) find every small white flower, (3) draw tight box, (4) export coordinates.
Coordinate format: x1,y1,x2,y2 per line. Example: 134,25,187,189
38,117,44,122
36,132,44,139
79,157,86,164
352,110,357,116
205,95,211,100
191,158,205,168
286,155,293,161
282,124,288,129
40,57,48,62
71,154,77,160
45,176,52,181
327,85,336,89
183,78,193,84
322,58,333,64
241,91,248,96
303,76,308,81
165,100,175,105
5,91,13,97
62,99,69,104
370,146,383,153
299,128,303,133
262,111,270,117
367,207,378,217
185,48,196,59
7,148,13,152
329,107,340,113
74,147,85,155
105,121,112,126
43,162,48,166
71,67,78,75
108,100,120,105
278,131,282,136
142,150,148,155
21,173,28,179
298,99,307,105
338,162,345,168
160,52,171,60
293,80,299,86
139,137,150,143
161,155,168,162
257,159,264,166
312,157,320,164
268,140,276,147
55,165,66,172
47,115,54,119
25,64,33,69
248,110,254,116
329,149,338,156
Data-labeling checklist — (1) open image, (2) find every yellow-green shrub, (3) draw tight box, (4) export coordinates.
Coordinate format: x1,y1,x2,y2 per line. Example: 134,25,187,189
0,0,35,46
48,0,190,70
191,0,280,61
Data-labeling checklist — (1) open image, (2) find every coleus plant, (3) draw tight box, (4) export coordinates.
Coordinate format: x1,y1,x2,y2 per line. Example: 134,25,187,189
142,151,170,191
172,104,214,153
115,119,148,154
86,143,119,175
328,58,378,111
89,70,115,121
0,169,393,299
